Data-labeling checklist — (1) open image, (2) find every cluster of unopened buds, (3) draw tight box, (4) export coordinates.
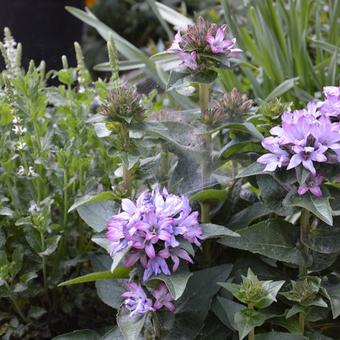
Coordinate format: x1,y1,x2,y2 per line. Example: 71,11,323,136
106,187,203,316
168,16,241,71
257,86,340,197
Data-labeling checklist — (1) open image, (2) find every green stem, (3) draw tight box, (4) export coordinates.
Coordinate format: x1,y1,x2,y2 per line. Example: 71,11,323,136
199,83,212,266
248,328,255,340
248,304,255,340
63,169,68,228
152,312,161,339
4,281,29,323
40,232,51,307
299,311,305,335
122,162,131,196
299,208,310,277
298,208,310,335
199,83,211,223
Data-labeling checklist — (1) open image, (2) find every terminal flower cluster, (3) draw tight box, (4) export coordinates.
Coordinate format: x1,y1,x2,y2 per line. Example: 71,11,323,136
106,187,203,282
257,86,340,197
168,17,241,70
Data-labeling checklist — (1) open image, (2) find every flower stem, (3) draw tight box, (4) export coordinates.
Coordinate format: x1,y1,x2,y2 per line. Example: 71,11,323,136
299,311,305,335
299,208,310,277
4,281,29,323
152,312,161,339
298,208,310,335
122,162,131,196
199,83,211,222
199,83,212,267
248,328,255,340
63,169,68,228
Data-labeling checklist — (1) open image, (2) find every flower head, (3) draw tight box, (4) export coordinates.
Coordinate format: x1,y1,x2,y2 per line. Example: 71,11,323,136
204,89,253,126
107,187,202,281
102,86,145,125
152,283,175,312
298,174,324,197
122,282,154,317
167,17,241,71
257,87,340,181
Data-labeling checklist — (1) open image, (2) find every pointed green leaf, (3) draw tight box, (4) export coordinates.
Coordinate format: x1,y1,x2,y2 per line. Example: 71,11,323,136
201,223,240,239
148,271,192,300
283,191,333,226
218,219,304,265
117,308,149,340
58,268,130,287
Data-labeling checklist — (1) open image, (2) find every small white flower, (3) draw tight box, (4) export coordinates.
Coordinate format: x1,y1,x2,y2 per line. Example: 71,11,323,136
78,85,85,94
17,165,25,176
12,116,21,124
27,166,37,177
12,125,27,135
15,141,27,151
28,201,40,213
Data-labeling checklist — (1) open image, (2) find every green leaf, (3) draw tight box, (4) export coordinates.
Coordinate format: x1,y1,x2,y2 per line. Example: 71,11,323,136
94,123,111,138
94,60,145,72
159,264,233,339
303,225,340,254
68,192,115,213
265,77,298,102
228,202,272,230
283,190,333,226
117,308,149,340
91,235,111,253
323,283,340,319
39,235,61,256
255,332,307,340
96,278,125,309
201,223,240,239
52,330,99,340
146,0,173,40
237,162,266,178
257,175,292,216
148,271,192,300
154,1,193,29
235,308,268,340
77,200,116,232
111,247,131,272
216,296,245,330
218,219,304,265
191,189,228,203
0,207,14,217
58,268,130,287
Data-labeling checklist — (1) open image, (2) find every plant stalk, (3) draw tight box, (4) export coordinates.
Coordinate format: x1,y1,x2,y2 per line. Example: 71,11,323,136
248,328,255,340
4,281,29,323
298,208,310,335
122,162,131,196
199,83,212,267
199,83,211,223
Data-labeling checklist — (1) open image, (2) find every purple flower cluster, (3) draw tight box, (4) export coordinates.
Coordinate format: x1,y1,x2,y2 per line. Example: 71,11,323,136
107,188,202,281
122,281,175,317
168,17,241,70
257,86,340,197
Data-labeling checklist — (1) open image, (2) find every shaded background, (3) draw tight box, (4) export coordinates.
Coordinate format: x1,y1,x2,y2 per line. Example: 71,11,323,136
0,0,83,70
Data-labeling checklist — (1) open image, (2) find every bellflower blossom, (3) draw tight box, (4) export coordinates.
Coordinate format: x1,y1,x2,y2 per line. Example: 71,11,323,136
257,86,340,197
168,17,241,71
121,281,175,317
107,188,203,281
298,174,324,197
121,282,154,317
152,283,175,312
